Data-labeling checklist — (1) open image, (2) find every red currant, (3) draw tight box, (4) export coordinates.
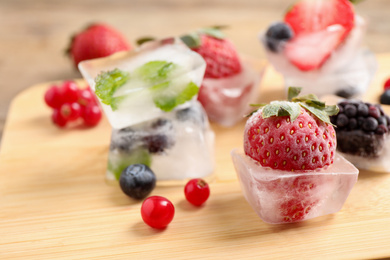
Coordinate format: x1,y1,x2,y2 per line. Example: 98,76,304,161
184,178,210,206
61,81,79,103
141,196,175,229
52,109,68,127
384,78,390,90
60,102,82,121
44,86,64,108
78,88,94,106
82,104,102,126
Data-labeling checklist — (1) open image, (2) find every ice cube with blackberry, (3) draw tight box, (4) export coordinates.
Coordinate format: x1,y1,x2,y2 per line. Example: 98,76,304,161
107,101,215,181
331,100,390,172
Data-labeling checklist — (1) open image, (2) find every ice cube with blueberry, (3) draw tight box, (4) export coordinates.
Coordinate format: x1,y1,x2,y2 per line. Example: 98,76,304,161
78,38,206,129
331,100,390,173
260,0,377,98
107,101,215,181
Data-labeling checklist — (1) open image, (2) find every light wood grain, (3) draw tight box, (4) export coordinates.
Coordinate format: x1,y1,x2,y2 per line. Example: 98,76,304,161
1,55,390,259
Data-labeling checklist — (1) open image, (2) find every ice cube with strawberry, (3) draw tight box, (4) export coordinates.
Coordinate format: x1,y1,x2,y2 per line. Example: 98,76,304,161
231,87,359,224
260,0,376,98
181,27,262,127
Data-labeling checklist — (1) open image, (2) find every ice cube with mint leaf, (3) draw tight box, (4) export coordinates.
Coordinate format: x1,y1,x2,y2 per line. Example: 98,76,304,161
79,38,206,129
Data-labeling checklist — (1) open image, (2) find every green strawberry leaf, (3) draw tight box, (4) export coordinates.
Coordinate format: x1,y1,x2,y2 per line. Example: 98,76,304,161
299,102,334,125
136,36,156,46
262,101,301,122
199,27,225,39
287,86,302,101
95,68,130,111
180,33,201,48
324,105,340,116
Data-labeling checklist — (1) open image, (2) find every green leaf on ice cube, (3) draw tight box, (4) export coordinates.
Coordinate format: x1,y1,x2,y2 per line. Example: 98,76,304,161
95,68,129,111
136,60,176,83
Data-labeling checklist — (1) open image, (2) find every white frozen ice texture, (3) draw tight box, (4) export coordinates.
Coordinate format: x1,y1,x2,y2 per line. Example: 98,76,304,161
338,137,390,173
199,61,263,127
261,16,377,98
231,149,358,224
107,101,215,181
78,38,206,129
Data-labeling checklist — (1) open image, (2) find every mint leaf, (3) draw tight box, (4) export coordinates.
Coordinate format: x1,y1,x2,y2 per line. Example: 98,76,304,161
136,61,176,83
152,81,199,112
136,36,156,46
95,69,129,111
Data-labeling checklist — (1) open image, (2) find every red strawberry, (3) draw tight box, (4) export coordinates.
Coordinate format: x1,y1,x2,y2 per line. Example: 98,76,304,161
384,78,390,90
191,34,242,79
244,87,339,222
283,0,355,71
67,24,131,67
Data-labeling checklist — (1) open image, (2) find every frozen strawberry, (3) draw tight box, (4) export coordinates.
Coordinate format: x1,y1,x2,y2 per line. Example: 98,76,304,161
67,23,131,67
283,0,355,71
181,27,242,79
244,87,339,222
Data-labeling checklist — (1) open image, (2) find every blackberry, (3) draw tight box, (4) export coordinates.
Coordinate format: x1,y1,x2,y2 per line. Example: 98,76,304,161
143,118,175,154
335,87,357,98
334,100,390,157
265,22,294,52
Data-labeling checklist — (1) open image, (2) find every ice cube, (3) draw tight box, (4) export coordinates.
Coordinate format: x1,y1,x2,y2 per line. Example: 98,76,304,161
107,101,215,181
79,38,206,129
231,149,358,224
337,134,390,173
261,15,377,98
198,61,263,127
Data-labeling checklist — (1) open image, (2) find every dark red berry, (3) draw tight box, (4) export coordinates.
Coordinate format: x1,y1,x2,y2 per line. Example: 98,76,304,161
141,196,175,229
368,105,380,119
376,124,388,135
60,102,82,121
52,109,68,127
44,86,64,108
61,81,79,103
384,78,390,90
82,104,102,126
184,178,210,206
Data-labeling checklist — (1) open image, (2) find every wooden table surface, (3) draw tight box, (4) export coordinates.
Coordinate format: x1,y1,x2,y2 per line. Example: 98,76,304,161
0,0,390,143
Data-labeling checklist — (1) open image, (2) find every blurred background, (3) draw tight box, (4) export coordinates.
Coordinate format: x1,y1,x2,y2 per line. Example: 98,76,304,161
0,0,389,142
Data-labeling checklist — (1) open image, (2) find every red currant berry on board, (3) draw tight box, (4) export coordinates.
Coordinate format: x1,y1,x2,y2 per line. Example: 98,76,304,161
61,81,79,103
60,102,82,121
52,109,68,127
44,86,64,109
141,196,175,229
384,78,390,90
82,104,102,126
77,88,94,106
184,178,210,206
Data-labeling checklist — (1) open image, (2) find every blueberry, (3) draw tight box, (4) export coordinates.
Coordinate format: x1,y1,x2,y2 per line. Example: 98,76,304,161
336,114,349,128
110,128,138,152
265,22,293,52
380,90,390,105
362,117,378,132
348,118,357,130
119,164,156,200
357,103,369,117
377,116,387,125
335,87,357,98
368,105,380,119
151,118,173,130
344,104,357,117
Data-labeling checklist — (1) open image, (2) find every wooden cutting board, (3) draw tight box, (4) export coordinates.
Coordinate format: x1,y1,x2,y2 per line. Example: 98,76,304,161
1,54,390,260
